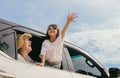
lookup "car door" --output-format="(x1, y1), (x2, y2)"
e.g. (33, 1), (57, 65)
(63, 45), (105, 78)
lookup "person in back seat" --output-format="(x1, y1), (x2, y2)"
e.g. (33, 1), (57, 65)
(37, 12), (77, 69)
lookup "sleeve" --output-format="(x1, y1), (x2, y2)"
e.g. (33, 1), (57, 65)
(40, 40), (47, 56)
(59, 32), (64, 43)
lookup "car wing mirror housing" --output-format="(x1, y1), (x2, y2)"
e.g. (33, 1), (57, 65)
(109, 68), (120, 78)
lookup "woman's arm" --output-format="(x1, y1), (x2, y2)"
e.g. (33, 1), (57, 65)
(61, 12), (77, 39)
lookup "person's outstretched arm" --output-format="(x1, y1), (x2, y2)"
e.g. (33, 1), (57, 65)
(61, 12), (77, 39)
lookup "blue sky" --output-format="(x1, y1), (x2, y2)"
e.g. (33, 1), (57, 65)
(0, 0), (120, 69)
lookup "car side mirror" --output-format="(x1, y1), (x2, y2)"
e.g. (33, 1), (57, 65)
(109, 68), (120, 78)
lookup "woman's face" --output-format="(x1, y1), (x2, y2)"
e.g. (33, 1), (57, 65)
(47, 26), (58, 37)
(22, 36), (32, 52)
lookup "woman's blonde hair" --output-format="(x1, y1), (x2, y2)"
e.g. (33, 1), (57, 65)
(17, 33), (32, 50)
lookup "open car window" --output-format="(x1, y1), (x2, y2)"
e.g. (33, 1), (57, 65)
(15, 30), (45, 62)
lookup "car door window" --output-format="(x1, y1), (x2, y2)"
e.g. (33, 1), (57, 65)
(66, 46), (101, 77)
(0, 31), (17, 59)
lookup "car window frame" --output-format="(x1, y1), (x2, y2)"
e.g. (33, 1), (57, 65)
(0, 29), (17, 59)
(64, 45), (102, 77)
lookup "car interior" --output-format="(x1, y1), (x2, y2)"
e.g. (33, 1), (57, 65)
(15, 30), (44, 62)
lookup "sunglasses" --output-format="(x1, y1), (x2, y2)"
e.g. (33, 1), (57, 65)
(48, 27), (57, 30)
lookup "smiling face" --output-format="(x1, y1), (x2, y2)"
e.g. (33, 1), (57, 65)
(46, 24), (60, 40)
(22, 36), (32, 52)
(48, 26), (58, 37)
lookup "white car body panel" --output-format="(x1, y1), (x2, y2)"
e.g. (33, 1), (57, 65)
(0, 50), (96, 78)
(71, 72), (97, 78)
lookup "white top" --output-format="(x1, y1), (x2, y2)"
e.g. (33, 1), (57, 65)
(40, 34), (64, 62)
(18, 53), (34, 63)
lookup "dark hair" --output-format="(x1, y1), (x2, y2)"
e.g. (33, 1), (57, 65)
(46, 24), (60, 40)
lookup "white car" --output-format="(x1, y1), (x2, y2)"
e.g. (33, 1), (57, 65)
(0, 18), (119, 78)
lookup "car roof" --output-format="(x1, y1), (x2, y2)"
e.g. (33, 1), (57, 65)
(0, 18), (19, 31)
